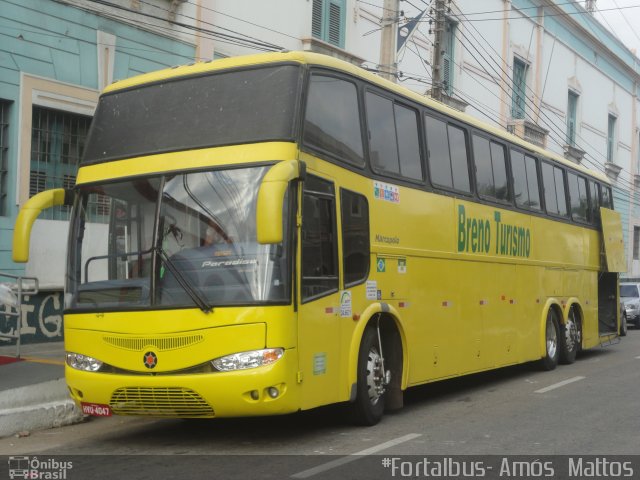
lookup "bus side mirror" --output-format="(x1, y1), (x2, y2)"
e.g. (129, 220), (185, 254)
(256, 160), (303, 244)
(12, 188), (74, 262)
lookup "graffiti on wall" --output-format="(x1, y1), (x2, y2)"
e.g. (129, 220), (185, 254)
(0, 291), (64, 344)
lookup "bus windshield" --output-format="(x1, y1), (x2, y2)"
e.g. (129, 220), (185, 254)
(66, 165), (292, 311)
(82, 64), (301, 164)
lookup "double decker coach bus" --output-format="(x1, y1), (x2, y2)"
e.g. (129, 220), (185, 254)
(13, 51), (625, 425)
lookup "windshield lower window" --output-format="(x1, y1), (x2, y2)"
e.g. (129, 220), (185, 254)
(66, 166), (291, 311)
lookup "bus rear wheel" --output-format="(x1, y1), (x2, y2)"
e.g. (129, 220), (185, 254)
(559, 307), (580, 364)
(539, 309), (560, 371)
(351, 326), (386, 426)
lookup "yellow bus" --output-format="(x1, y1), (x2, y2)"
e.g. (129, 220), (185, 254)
(13, 51), (625, 425)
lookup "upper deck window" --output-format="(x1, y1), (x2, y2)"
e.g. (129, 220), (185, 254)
(83, 65), (301, 164)
(425, 115), (471, 193)
(511, 150), (541, 211)
(567, 172), (590, 223)
(303, 74), (364, 166)
(541, 162), (568, 217)
(589, 180), (600, 224)
(601, 185), (613, 208)
(472, 135), (509, 202)
(365, 92), (422, 180)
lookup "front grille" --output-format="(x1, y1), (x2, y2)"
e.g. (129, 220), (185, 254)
(103, 335), (204, 352)
(110, 387), (214, 417)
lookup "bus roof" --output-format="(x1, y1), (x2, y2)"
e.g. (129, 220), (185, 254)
(103, 50), (610, 184)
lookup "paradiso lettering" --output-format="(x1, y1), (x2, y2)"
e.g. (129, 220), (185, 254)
(457, 205), (531, 258)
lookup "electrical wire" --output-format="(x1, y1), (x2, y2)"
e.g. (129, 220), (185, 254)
(441, 2), (640, 205)
(83, 0), (284, 52)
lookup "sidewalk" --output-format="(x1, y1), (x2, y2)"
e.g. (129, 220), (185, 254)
(0, 341), (84, 438)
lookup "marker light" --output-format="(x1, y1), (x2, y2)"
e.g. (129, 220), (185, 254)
(66, 352), (103, 372)
(212, 348), (284, 372)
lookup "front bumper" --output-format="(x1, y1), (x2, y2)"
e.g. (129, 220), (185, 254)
(66, 349), (299, 418)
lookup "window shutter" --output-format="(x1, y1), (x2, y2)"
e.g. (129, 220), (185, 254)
(312, 0), (345, 48)
(312, 0), (323, 39)
(512, 59), (527, 119)
(442, 56), (451, 94)
(442, 20), (455, 95)
(328, 1), (343, 47)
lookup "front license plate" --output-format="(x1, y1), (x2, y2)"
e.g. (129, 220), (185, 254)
(81, 402), (112, 416)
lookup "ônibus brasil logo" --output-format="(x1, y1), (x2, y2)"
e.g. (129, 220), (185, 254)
(7, 456), (73, 479)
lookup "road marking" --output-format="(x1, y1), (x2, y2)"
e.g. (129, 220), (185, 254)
(21, 356), (65, 366)
(636, 356), (640, 359)
(534, 376), (585, 394)
(290, 433), (422, 478)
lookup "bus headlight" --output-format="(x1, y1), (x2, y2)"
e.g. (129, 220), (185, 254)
(212, 348), (283, 372)
(66, 352), (103, 372)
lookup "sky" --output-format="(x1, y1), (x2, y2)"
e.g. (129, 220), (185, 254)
(593, 0), (640, 56)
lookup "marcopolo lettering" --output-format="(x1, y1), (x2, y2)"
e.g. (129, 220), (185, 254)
(457, 205), (531, 258)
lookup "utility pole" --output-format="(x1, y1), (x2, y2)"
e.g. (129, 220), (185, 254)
(431, 0), (446, 101)
(379, 0), (399, 82)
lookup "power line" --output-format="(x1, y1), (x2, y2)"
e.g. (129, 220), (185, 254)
(445, 1), (640, 197)
(402, 26), (640, 209)
(83, 0), (284, 52)
(181, 0), (302, 43)
(609, 0), (640, 46)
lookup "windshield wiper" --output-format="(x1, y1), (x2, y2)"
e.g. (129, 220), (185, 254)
(156, 247), (212, 314)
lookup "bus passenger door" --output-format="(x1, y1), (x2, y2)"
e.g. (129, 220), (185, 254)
(297, 174), (343, 409)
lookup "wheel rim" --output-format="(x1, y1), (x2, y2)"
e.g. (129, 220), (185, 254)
(546, 315), (557, 359)
(565, 313), (578, 352)
(365, 347), (384, 405)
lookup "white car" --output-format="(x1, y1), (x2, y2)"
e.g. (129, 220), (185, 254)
(620, 282), (640, 331)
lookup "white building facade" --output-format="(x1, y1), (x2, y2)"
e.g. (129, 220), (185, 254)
(4, 0), (640, 287)
(201, 0), (640, 275)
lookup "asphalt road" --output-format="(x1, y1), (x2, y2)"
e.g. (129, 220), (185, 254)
(1, 329), (639, 479)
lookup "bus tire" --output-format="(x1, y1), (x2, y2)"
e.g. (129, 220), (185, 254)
(539, 309), (560, 371)
(351, 326), (385, 426)
(559, 307), (580, 364)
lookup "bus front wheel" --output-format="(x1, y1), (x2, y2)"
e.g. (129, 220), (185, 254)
(540, 309), (560, 371)
(351, 326), (386, 426)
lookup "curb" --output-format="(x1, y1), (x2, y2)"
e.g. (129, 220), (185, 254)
(0, 379), (85, 438)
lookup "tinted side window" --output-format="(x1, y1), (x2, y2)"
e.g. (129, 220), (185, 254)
(473, 136), (493, 197)
(541, 162), (568, 217)
(366, 92), (399, 174)
(554, 167), (568, 216)
(541, 162), (558, 214)
(601, 185), (613, 208)
(473, 135), (508, 201)
(341, 190), (370, 287)
(448, 125), (471, 192)
(394, 104), (423, 180)
(425, 115), (452, 188)
(302, 175), (338, 301)
(366, 94), (423, 181)
(567, 172), (589, 222)
(425, 116), (470, 193)
(511, 150), (541, 210)
(589, 180), (600, 223)
(490, 142), (509, 201)
(304, 74), (364, 166)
